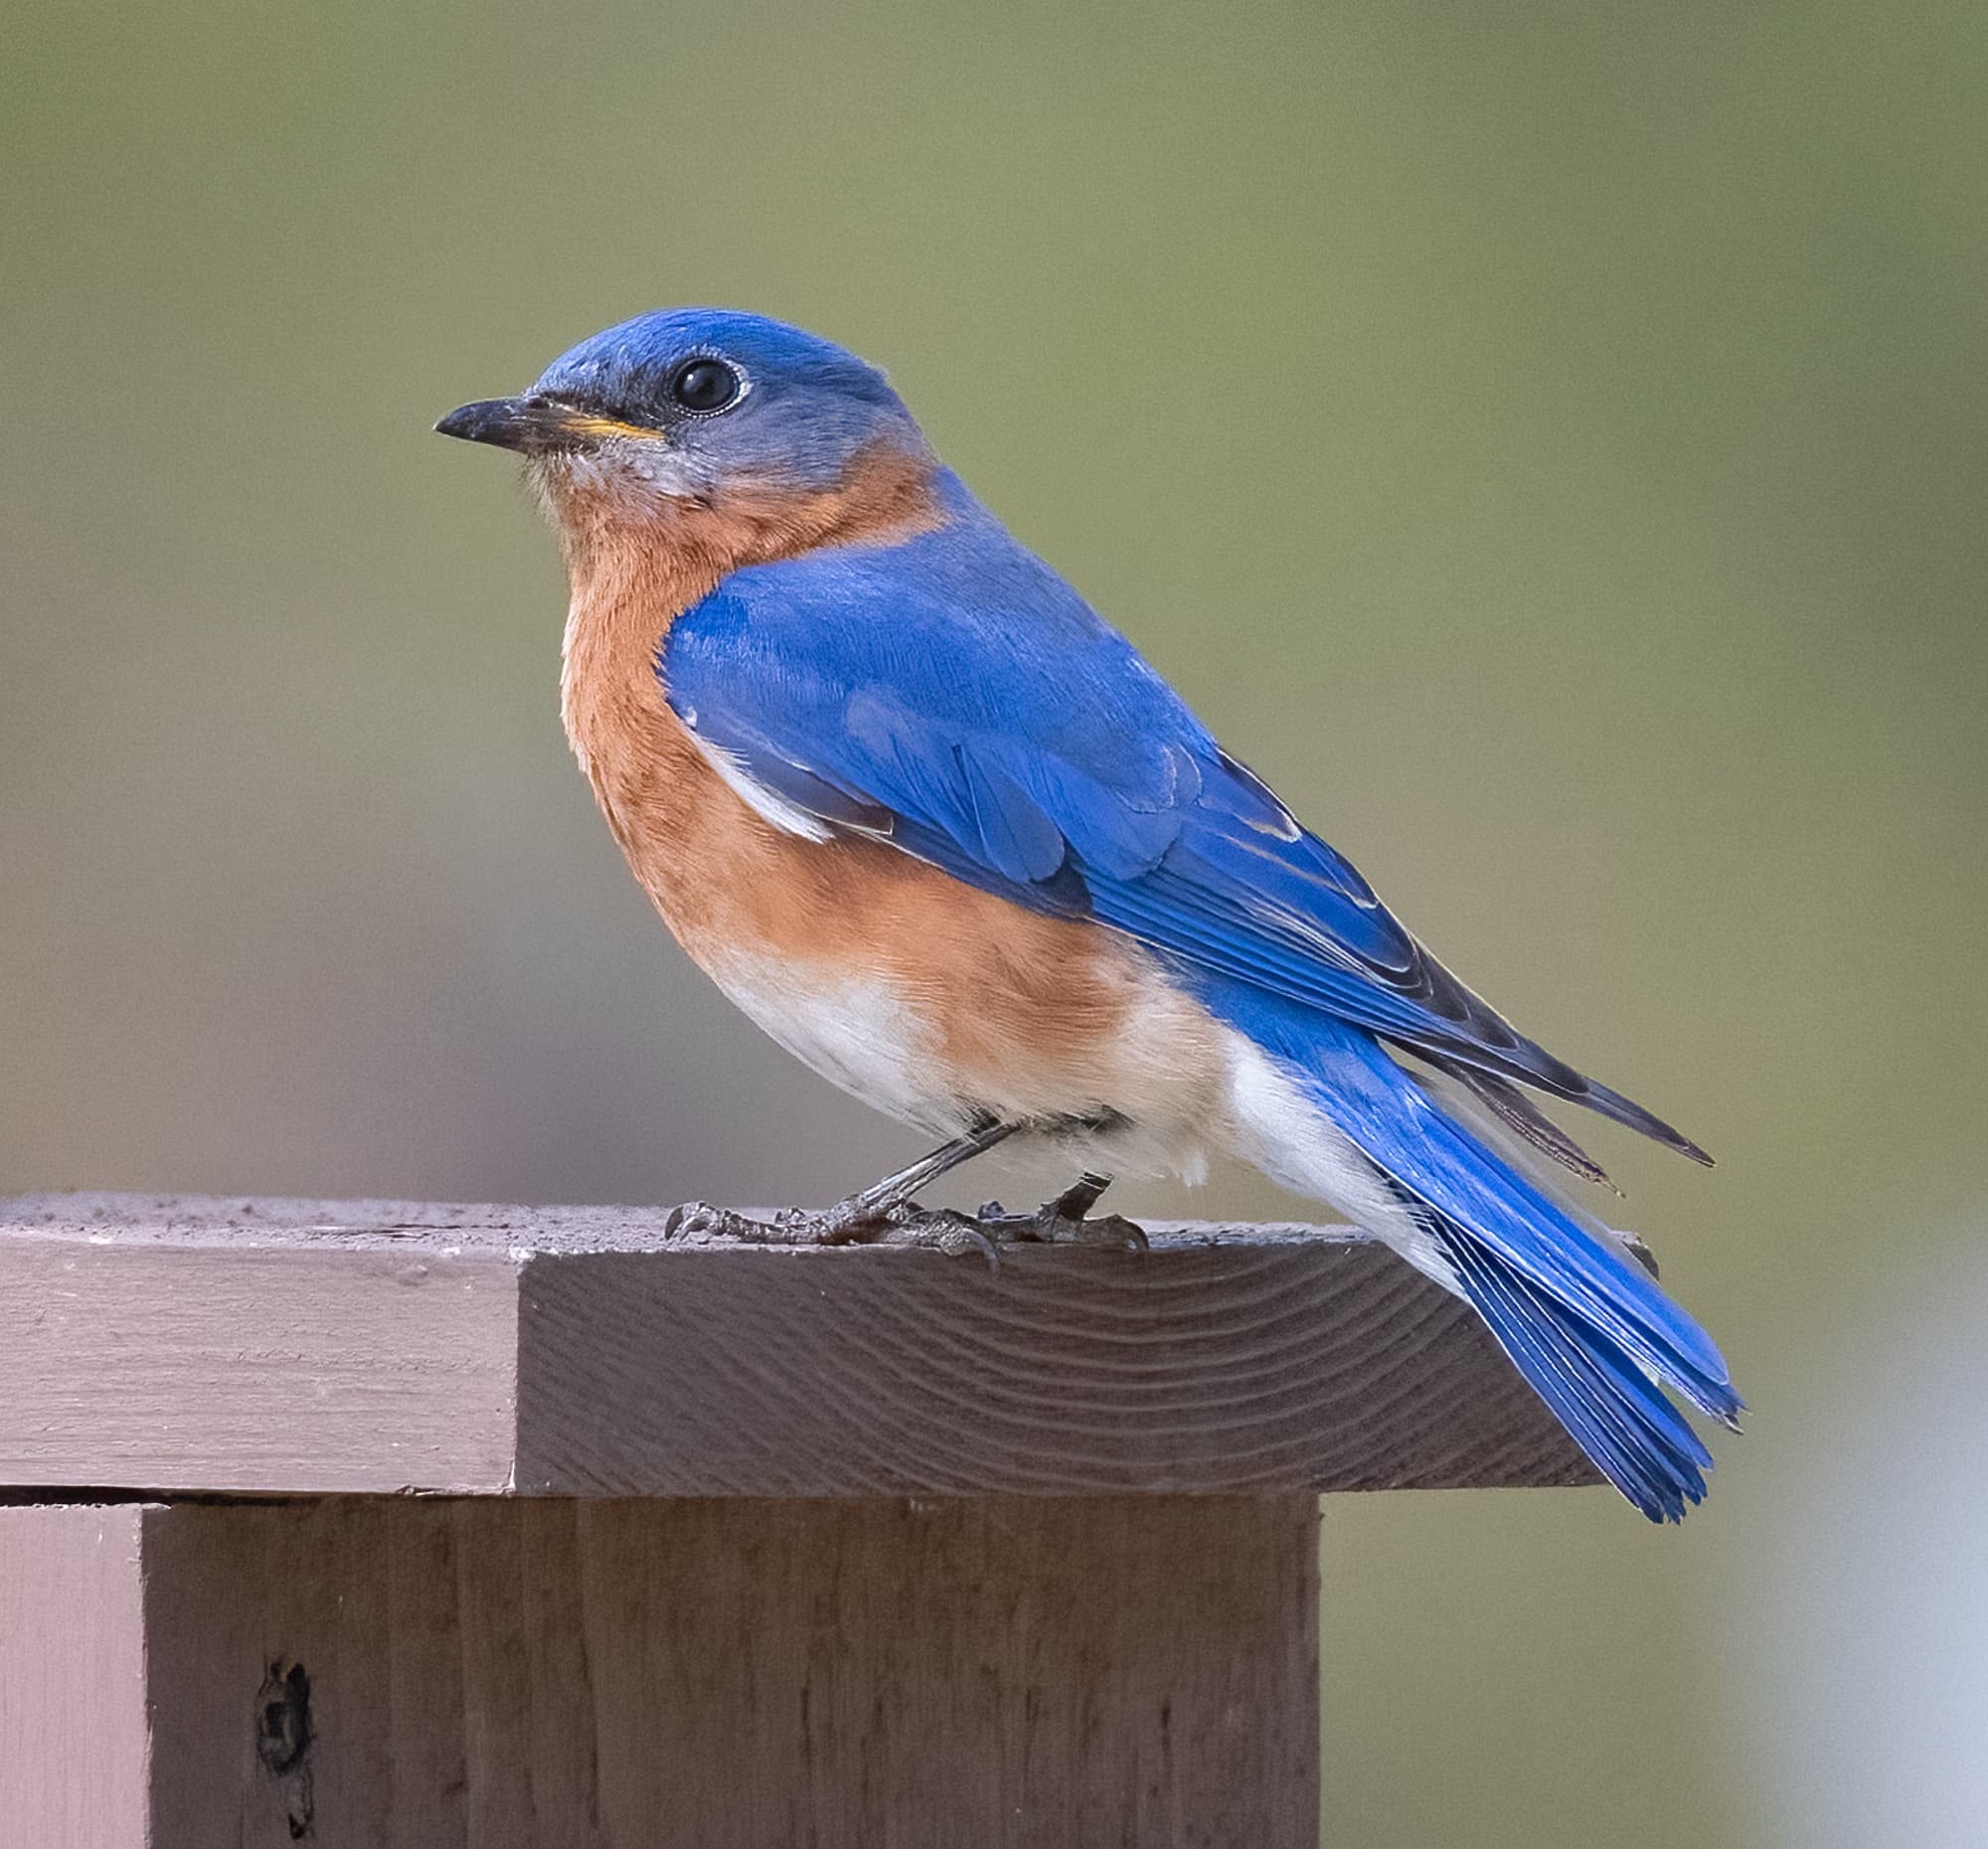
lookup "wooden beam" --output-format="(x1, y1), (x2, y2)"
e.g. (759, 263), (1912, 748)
(0, 1192), (1595, 1498)
(131, 1495), (1320, 1849)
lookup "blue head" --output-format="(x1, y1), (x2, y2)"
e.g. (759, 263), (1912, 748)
(435, 308), (929, 507)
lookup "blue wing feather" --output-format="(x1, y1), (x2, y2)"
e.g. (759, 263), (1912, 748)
(663, 473), (1703, 1157)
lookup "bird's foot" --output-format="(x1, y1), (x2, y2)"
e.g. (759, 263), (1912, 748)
(973, 1172), (1150, 1253)
(662, 1172), (1146, 1268)
(662, 1197), (1001, 1262)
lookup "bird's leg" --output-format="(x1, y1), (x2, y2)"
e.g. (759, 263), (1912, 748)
(824, 1113), (1021, 1231)
(663, 1115), (1019, 1257)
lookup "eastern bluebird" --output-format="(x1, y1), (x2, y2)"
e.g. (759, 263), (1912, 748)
(437, 308), (1739, 1521)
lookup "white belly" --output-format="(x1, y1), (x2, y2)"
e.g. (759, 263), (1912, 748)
(696, 943), (1231, 1179)
(701, 949), (962, 1134)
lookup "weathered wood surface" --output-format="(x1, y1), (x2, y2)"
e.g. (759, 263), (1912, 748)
(126, 1494), (1318, 1849)
(0, 1191), (1595, 1498)
(0, 1506), (151, 1849)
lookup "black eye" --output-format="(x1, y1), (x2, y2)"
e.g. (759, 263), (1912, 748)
(667, 357), (742, 415)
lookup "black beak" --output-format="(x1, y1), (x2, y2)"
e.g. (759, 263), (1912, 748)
(435, 396), (559, 452)
(434, 395), (653, 454)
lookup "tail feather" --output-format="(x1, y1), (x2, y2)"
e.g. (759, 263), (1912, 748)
(1198, 979), (1740, 1521)
(1401, 1105), (1740, 1429)
(1437, 1212), (1716, 1521)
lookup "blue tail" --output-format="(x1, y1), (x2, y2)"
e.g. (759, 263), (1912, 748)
(1198, 979), (1741, 1522)
(1413, 1199), (1724, 1520)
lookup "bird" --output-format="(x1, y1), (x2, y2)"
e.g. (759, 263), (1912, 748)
(436, 306), (1740, 1521)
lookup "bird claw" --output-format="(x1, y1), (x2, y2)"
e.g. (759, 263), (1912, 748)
(866, 1210), (1005, 1268)
(663, 1201), (789, 1242)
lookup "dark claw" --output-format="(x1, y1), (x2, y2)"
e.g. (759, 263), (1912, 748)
(1074, 1212), (1149, 1253)
(871, 1210), (1003, 1270)
(665, 1202), (811, 1243)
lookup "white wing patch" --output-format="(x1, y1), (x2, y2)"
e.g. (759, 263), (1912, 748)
(684, 726), (836, 843)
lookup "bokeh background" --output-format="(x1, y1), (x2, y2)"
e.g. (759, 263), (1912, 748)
(6, 2), (1985, 1841)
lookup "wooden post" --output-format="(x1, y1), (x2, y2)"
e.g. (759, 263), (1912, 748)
(0, 1192), (1595, 1847)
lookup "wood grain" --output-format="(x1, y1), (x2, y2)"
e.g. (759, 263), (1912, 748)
(0, 1506), (151, 1849)
(0, 1221), (519, 1492)
(0, 1192), (1596, 1498)
(515, 1240), (1592, 1496)
(139, 1494), (1320, 1849)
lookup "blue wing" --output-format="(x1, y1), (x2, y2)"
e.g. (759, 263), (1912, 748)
(663, 478), (1705, 1163)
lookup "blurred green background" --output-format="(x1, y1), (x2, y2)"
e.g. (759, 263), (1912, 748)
(5, 1), (1985, 1841)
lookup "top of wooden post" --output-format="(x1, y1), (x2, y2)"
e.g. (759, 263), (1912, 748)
(0, 1192), (1594, 1500)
